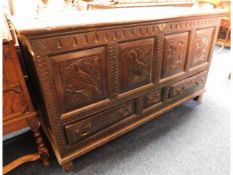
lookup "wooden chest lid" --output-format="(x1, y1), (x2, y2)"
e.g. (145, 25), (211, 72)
(9, 7), (227, 35)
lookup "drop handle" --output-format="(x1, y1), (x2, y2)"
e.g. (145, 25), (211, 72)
(75, 123), (91, 137)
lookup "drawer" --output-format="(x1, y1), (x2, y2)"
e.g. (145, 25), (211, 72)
(65, 100), (135, 144)
(165, 71), (208, 101)
(143, 88), (163, 114)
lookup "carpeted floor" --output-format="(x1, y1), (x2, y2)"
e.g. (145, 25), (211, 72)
(3, 46), (231, 175)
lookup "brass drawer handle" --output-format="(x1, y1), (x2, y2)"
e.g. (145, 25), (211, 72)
(75, 123), (91, 137)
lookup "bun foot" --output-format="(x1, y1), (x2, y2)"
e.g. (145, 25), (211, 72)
(62, 161), (74, 173)
(193, 94), (203, 103)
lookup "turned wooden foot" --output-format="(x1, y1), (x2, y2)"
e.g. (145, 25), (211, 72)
(33, 130), (49, 166)
(193, 94), (203, 103)
(27, 116), (49, 166)
(62, 161), (74, 173)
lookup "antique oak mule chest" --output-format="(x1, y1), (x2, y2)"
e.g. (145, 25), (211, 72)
(10, 7), (225, 172)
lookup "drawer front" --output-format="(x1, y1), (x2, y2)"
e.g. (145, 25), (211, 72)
(166, 71), (208, 101)
(65, 100), (135, 144)
(143, 88), (163, 114)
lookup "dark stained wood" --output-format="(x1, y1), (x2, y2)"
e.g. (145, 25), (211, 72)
(65, 100), (135, 144)
(189, 28), (215, 69)
(119, 39), (153, 92)
(11, 7), (225, 172)
(62, 161), (74, 172)
(162, 32), (188, 78)
(50, 47), (108, 112)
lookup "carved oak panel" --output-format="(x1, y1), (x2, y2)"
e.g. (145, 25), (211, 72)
(50, 47), (108, 113)
(65, 100), (135, 144)
(189, 28), (214, 69)
(161, 32), (189, 78)
(119, 39), (154, 93)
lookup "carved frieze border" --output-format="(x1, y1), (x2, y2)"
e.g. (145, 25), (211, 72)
(31, 17), (219, 55)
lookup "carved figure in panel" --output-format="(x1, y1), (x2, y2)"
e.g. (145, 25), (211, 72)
(191, 28), (214, 68)
(119, 39), (154, 92)
(162, 32), (188, 78)
(51, 47), (107, 112)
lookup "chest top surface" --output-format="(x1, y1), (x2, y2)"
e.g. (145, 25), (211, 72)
(10, 7), (226, 35)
